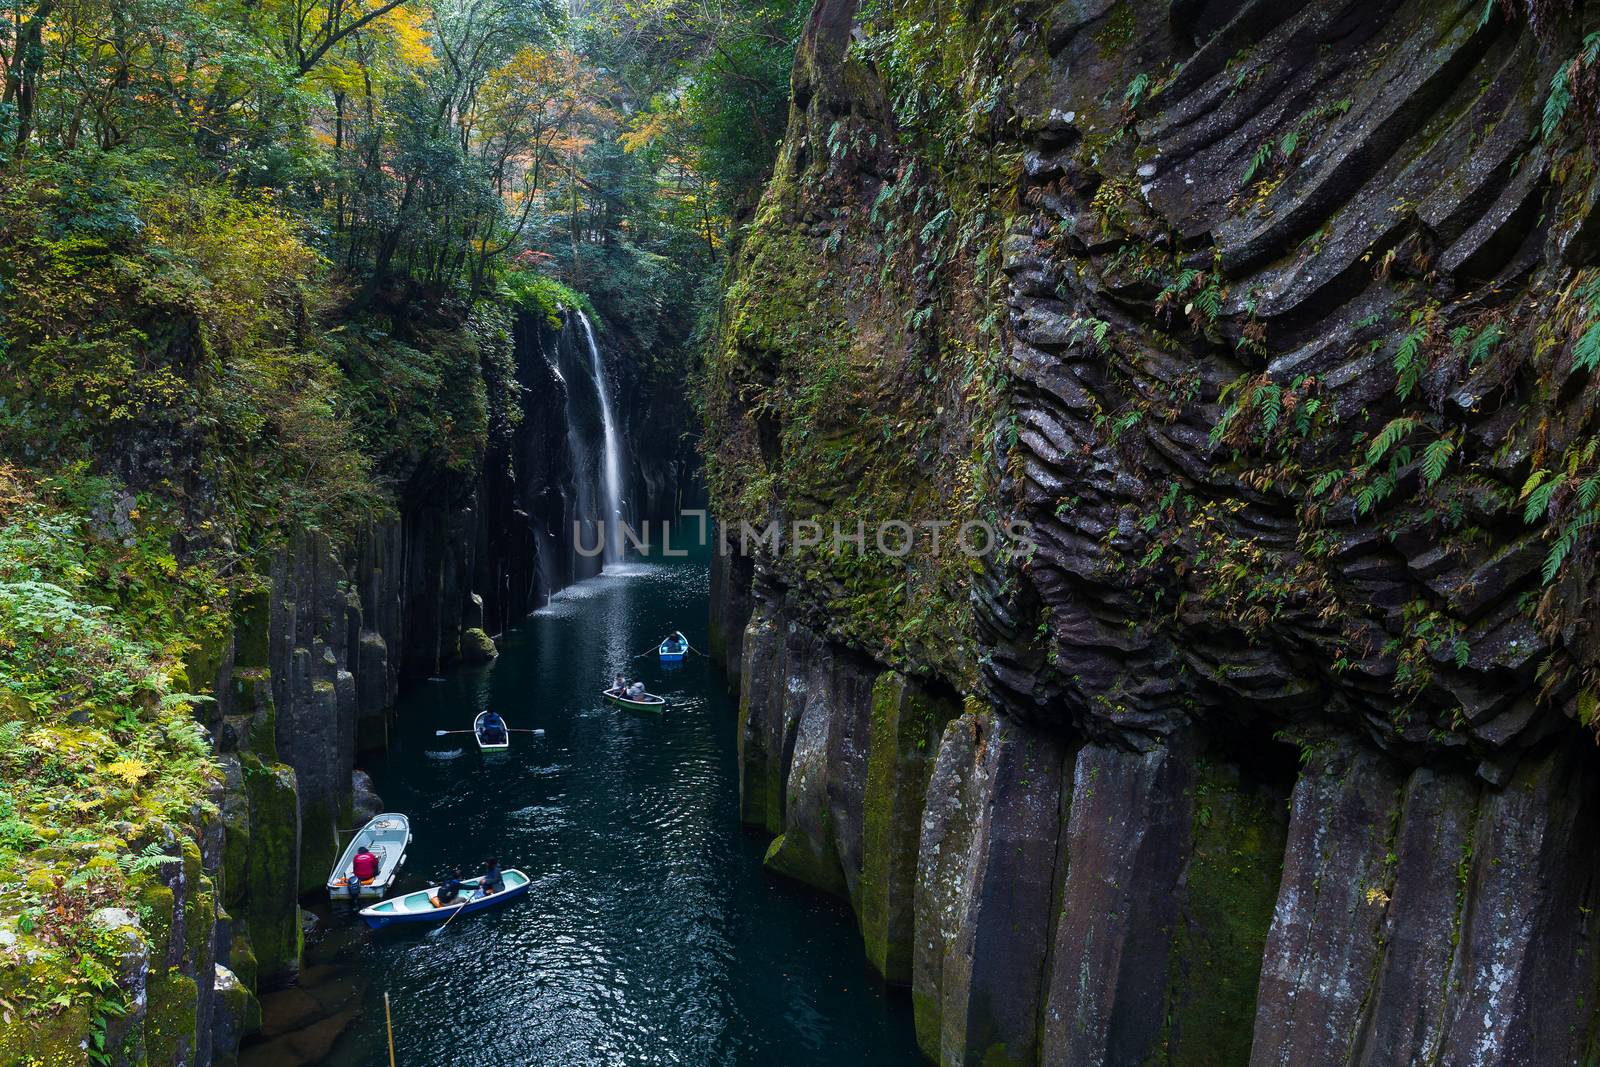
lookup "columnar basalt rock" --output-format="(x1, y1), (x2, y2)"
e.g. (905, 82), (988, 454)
(708, 1), (1600, 1059)
(1040, 737), (1195, 1065)
(859, 673), (960, 983)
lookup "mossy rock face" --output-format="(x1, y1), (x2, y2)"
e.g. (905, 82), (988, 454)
(460, 627), (498, 664)
(241, 755), (301, 986)
(182, 623), (232, 704)
(0, 999), (93, 1066)
(859, 672), (958, 983)
(144, 971), (199, 1065)
(229, 932), (259, 992)
(230, 669), (278, 760)
(232, 587), (272, 670)
(138, 881), (177, 966)
(1162, 758), (1288, 1066)
(211, 963), (260, 1062)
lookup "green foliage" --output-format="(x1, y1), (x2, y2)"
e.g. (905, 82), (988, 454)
(498, 270), (593, 326)
(0, 469), (220, 1030)
(1541, 32), (1600, 141)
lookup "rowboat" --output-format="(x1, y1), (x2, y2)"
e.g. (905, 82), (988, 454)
(658, 631), (688, 662)
(602, 688), (667, 713)
(358, 869), (531, 929)
(326, 813), (411, 901)
(474, 710), (510, 752)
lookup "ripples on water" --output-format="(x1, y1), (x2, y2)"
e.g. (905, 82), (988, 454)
(299, 547), (921, 1067)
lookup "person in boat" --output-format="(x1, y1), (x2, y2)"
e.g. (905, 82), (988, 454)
(479, 710), (508, 745)
(610, 673), (626, 695)
(434, 871), (466, 908)
(350, 845), (380, 885)
(664, 631), (686, 653)
(479, 858), (506, 895)
(626, 680), (647, 700)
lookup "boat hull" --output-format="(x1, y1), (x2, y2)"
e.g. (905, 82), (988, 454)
(474, 710), (510, 752)
(602, 690), (667, 713)
(359, 869), (531, 928)
(327, 813), (411, 900)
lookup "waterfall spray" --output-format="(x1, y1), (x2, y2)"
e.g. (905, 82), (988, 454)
(577, 311), (625, 565)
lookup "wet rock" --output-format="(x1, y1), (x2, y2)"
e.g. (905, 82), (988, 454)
(911, 712), (993, 1061)
(351, 770), (384, 823)
(923, 712), (1067, 1066)
(1349, 768), (1478, 1065)
(764, 638), (848, 896)
(736, 597), (788, 828)
(460, 626), (498, 664)
(1251, 740), (1407, 1067)
(1433, 745), (1600, 1065)
(859, 673), (960, 983)
(1040, 736), (1195, 1065)
(210, 965), (259, 1067)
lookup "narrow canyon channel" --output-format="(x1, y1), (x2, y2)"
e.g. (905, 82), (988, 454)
(240, 539), (922, 1066)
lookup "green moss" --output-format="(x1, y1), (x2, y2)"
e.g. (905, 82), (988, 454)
(231, 589), (272, 670)
(230, 669), (277, 758)
(0, 996), (92, 1066)
(181, 622), (231, 701)
(1091, 1), (1137, 56)
(980, 1043), (1027, 1067)
(763, 830), (848, 896)
(461, 627), (498, 663)
(139, 882), (176, 965)
(1162, 758), (1287, 1066)
(913, 986), (942, 1061)
(144, 970), (198, 1065)
(241, 755), (300, 983)
(229, 931), (259, 992)
(859, 672), (957, 982)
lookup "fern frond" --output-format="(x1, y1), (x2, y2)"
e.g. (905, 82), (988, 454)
(1365, 416), (1419, 466)
(1422, 436), (1455, 486)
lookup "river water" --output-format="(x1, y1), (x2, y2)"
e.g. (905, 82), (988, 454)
(253, 543), (922, 1067)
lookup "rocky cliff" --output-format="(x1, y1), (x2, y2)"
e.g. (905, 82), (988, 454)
(0, 303), (686, 1066)
(707, 0), (1600, 1063)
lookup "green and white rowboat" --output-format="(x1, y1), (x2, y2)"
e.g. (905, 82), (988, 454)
(602, 689), (667, 713)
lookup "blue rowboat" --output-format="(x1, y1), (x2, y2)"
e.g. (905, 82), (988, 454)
(658, 631), (688, 662)
(358, 869), (530, 929)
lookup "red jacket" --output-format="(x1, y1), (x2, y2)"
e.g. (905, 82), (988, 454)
(353, 851), (379, 880)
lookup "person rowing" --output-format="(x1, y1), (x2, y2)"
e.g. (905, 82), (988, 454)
(434, 870), (466, 908)
(478, 709), (508, 745)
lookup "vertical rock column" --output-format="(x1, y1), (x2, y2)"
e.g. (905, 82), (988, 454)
(913, 711), (1069, 1067)
(858, 673), (959, 983)
(1039, 737), (1196, 1065)
(736, 597), (789, 828)
(1250, 740), (1409, 1067)
(217, 587), (301, 999)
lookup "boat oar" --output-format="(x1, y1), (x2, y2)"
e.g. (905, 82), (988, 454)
(427, 899), (469, 939)
(435, 728), (544, 737)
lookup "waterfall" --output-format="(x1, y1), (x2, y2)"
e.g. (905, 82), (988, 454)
(577, 310), (625, 566)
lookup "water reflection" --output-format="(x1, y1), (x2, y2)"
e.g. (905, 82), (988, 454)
(246, 546), (920, 1067)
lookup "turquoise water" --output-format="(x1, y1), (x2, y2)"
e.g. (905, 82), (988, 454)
(307, 544), (922, 1066)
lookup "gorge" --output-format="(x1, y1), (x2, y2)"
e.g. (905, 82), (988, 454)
(6, 0), (1600, 1064)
